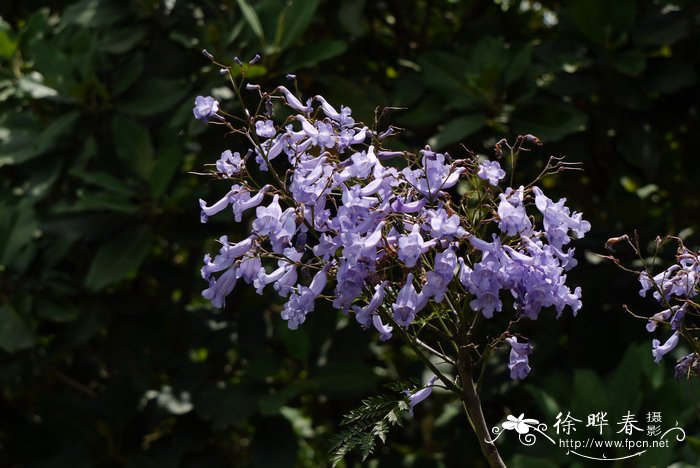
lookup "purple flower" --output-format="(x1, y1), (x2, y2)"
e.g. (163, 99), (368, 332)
(201, 235), (256, 281)
(392, 273), (428, 326)
(670, 304), (686, 331)
(353, 282), (389, 327)
(405, 376), (438, 416)
(398, 224), (435, 267)
(496, 186), (531, 236)
(477, 160), (505, 186)
(646, 307), (674, 332)
(652, 331), (680, 363)
(372, 314), (393, 342)
(216, 150), (244, 176)
(275, 86), (311, 113)
(255, 119), (276, 138)
(424, 248), (457, 302)
(281, 264), (331, 329)
(532, 186), (591, 249)
(202, 267), (238, 308)
(252, 195), (284, 236)
(675, 353), (699, 380)
(506, 337), (532, 380)
(423, 208), (467, 239)
(193, 96), (220, 122)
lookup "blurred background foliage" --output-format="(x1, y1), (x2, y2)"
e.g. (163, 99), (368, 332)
(1, 0), (700, 466)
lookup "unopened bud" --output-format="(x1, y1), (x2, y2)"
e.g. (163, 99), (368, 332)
(201, 49), (214, 60)
(249, 54), (261, 65)
(524, 134), (541, 145)
(605, 235), (629, 251)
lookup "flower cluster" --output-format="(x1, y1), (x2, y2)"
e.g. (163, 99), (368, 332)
(194, 60), (589, 385)
(637, 241), (700, 378)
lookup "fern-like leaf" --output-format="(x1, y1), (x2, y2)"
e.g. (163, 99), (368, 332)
(329, 394), (409, 466)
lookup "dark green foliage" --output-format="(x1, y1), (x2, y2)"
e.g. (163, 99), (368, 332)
(329, 393), (409, 466)
(1, 0), (700, 466)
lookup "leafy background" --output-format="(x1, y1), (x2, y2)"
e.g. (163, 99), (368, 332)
(1, 0), (700, 466)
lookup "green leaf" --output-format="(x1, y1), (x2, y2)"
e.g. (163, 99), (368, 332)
(428, 114), (486, 150)
(633, 15), (691, 47)
(0, 199), (38, 267)
(62, 0), (128, 27)
(276, 318), (310, 361)
(647, 60), (698, 94)
(283, 40), (347, 70)
(566, 0), (608, 44)
(505, 43), (532, 85)
(53, 191), (138, 215)
(329, 394), (408, 466)
(0, 303), (37, 353)
(0, 24), (17, 58)
(149, 140), (183, 197)
(338, 0), (368, 36)
(196, 384), (259, 429)
(609, 343), (643, 412)
(85, 225), (153, 291)
(111, 52), (144, 96)
(571, 369), (608, 417)
(112, 115), (155, 179)
(512, 100), (587, 142)
(312, 362), (378, 397)
(35, 297), (80, 323)
(613, 50), (646, 76)
(0, 112), (79, 167)
(278, 0), (320, 50)
(71, 169), (135, 197)
(99, 27), (146, 54)
(252, 416), (299, 468)
(235, 0), (265, 41)
(117, 78), (190, 117)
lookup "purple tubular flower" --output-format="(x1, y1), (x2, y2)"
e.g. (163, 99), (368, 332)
(506, 337), (532, 380)
(497, 189), (531, 236)
(477, 160), (506, 186)
(252, 195), (283, 236)
(202, 267), (238, 308)
(652, 331), (680, 363)
(532, 186), (591, 248)
(193, 96), (220, 122)
(275, 86), (311, 112)
(372, 314), (393, 341)
(281, 263), (332, 329)
(392, 273), (429, 326)
(675, 353), (699, 380)
(255, 119), (276, 138)
(254, 264), (287, 294)
(391, 197), (427, 214)
(406, 376), (438, 416)
(423, 207), (467, 239)
(199, 189), (235, 223)
(201, 235), (256, 281)
(424, 248), (457, 302)
(398, 224), (436, 267)
(232, 185), (271, 222)
(671, 305), (686, 331)
(216, 150), (244, 177)
(646, 307), (674, 332)
(354, 282), (389, 327)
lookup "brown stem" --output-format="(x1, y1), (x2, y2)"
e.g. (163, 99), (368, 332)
(456, 342), (505, 467)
